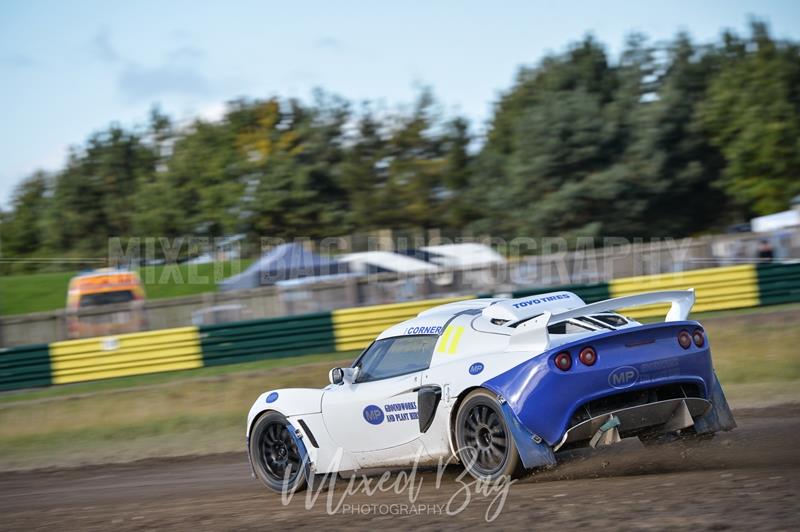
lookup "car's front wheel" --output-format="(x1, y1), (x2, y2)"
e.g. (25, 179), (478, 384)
(249, 411), (308, 493)
(455, 389), (526, 481)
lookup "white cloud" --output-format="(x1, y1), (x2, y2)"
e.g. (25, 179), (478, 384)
(196, 101), (226, 123)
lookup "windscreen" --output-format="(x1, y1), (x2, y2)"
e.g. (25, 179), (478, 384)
(79, 290), (135, 308)
(356, 335), (438, 382)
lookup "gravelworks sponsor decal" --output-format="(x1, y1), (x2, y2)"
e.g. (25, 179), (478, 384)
(384, 401), (419, 423)
(363, 402), (418, 424)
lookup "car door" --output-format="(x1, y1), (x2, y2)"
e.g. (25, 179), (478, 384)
(320, 335), (437, 454)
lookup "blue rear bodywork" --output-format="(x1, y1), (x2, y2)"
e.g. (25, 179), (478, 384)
(483, 321), (719, 447)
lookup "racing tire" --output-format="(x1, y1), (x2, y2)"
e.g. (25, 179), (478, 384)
(455, 389), (526, 481)
(249, 411), (308, 494)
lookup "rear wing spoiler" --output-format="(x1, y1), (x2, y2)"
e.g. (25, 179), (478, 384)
(550, 288), (695, 324)
(508, 289), (696, 351)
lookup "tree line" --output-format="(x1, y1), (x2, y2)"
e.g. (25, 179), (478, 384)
(2, 22), (799, 272)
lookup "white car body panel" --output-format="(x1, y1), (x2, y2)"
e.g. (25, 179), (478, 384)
(321, 373), (422, 453)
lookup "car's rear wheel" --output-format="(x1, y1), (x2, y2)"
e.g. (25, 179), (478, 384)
(455, 389), (525, 481)
(249, 411), (307, 493)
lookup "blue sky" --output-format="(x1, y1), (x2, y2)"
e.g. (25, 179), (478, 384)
(1, 0), (799, 207)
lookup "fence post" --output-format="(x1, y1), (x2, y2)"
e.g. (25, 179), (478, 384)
(345, 275), (359, 307)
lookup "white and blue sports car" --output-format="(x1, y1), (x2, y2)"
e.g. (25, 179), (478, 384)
(246, 289), (736, 492)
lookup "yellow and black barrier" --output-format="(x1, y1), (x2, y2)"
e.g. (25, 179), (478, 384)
(1, 263), (798, 391)
(49, 327), (203, 384)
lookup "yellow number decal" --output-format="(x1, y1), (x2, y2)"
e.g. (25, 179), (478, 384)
(437, 325), (465, 354)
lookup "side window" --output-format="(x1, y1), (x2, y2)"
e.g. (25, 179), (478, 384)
(356, 335), (438, 383)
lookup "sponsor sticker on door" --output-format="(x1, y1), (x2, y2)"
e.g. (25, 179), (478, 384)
(363, 404), (385, 425)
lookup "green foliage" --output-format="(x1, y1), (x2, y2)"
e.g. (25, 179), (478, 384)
(699, 22), (800, 215)
(1, 22), (798, 272)
(1, 172), (50, 259)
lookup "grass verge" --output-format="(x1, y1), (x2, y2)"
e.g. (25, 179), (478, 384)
(0, 351), (354, 405)
(0, 353), (355, 470)
(0, 306), (798, 471)
(0, 260), (252, 315)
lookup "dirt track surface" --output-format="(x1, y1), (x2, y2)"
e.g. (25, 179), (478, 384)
(1, 406), (799, 531)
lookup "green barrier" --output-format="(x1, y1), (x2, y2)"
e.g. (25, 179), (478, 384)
(757, 263), (800, 306)
(511, 281), (611, 304)
(3, 263), (800, 391)
(0, 343), (52, 391)
(199, 312), (336, 366)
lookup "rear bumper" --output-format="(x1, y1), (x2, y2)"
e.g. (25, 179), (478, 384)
(554, 397), (711, 450)
(483, 321), (716, 445)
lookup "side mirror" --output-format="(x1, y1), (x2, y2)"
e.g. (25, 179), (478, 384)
(343, 366), (360, 384)
(329, 367), (344, 385)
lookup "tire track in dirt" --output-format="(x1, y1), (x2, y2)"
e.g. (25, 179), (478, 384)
(1, 406), (798, 530)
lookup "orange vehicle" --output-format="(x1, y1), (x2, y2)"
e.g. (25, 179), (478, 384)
(66, 269), (147, 339)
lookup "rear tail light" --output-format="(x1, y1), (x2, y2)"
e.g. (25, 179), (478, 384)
(678, 330), (692, 349)
(579, 346), (597, 366)
(554, 352), (572, 371)
(692, 329), (705, 347)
